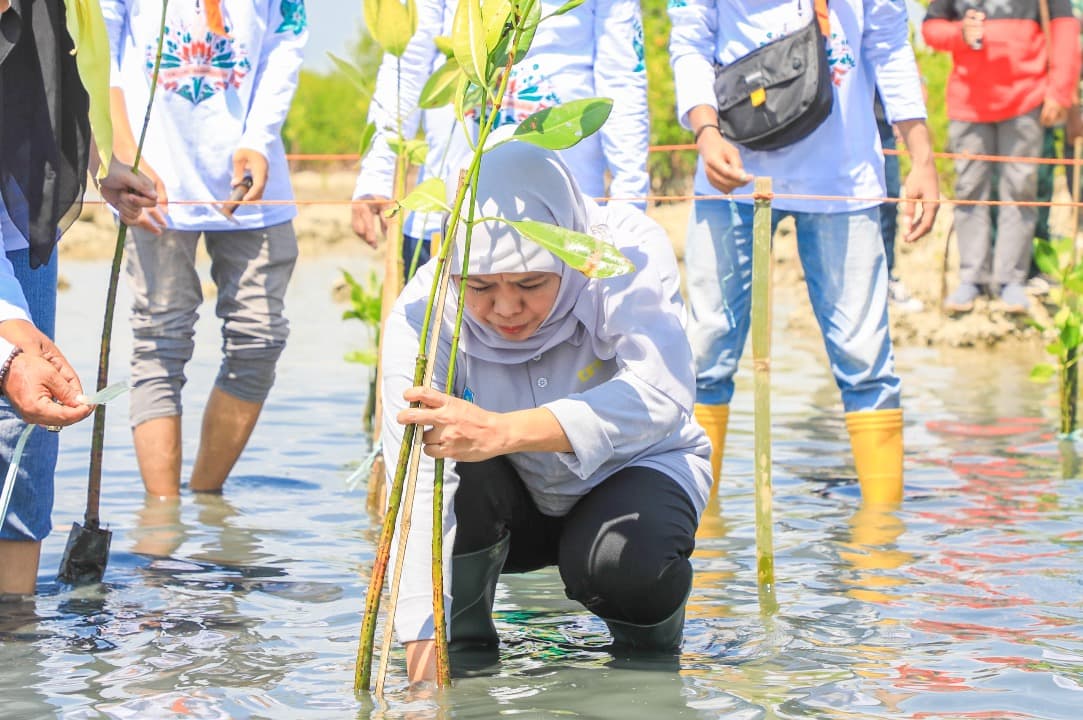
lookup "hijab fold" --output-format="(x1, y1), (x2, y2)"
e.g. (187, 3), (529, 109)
(451, 141), (615, 365)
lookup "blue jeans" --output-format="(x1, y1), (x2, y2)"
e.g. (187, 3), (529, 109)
(685, 199), (900, 413)
(0, 248), (59, 541)
(877, 117), (901, 277)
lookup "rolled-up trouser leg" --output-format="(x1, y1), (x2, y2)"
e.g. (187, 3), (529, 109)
(558, 467), (698, 651)
(204, 222), (298, 403)
(126, 228), (203, 427)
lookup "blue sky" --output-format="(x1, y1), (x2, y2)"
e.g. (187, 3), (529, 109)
(304, 2), (363, 72)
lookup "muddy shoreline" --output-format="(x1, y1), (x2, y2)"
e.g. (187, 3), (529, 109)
(61, 169), (1064, 351)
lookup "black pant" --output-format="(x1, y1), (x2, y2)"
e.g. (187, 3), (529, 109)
(453, 458), (698, 625)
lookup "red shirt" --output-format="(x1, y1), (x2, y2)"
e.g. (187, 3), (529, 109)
(923, 0), (1080, 123)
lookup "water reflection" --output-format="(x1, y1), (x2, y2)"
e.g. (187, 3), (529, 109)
(2, 260), (1083, 717)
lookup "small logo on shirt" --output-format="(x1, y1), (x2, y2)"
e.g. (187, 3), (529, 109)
(462, 387), (476, 404)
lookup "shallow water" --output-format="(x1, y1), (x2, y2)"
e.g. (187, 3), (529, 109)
(1, 255), (1080, 719)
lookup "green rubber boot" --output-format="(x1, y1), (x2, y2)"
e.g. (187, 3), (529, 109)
(603, 598), (687, 653)
(449, 534), (510, 651)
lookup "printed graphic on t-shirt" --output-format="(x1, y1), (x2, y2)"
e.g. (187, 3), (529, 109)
(151, 19), (251, 105)
(276, 0), (307, 35)
(632, 17), (646, 73)
(484, 65), (563, 126)
(825, 30), (855, 86)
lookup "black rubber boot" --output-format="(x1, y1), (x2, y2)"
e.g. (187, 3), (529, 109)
(603, 599), (687, 653)
(449, 533), (510, 651)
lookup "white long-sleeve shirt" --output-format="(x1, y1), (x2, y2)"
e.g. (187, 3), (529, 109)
(380, 203), (711, 644)
(669, 0), (927, 213)
(102, 0), (307, 231)
(354, 0), (651, 238)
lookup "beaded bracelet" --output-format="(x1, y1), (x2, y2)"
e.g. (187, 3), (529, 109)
(0, 347), (23, 397)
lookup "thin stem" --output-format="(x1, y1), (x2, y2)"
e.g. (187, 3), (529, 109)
(85, 0), (169, 529)
(430, 106), (488, 687)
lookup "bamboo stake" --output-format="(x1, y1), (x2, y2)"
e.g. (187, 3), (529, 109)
(367, 58), (410, 517)
(84, 0), (170, 534)
(1061, 137), (1083, 436)
(750, 177), (777, 615)
(373, 242), (458, 697)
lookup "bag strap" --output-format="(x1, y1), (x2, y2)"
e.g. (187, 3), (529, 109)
(815, 0), (830, 36)
(1038, 0), (1052, 72)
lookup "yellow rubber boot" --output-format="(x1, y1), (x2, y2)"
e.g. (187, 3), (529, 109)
(694, 403), (730, 485)
(845, 408), (904, 506)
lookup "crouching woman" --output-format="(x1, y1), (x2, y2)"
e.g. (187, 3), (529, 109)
(380, 142), (712, 684)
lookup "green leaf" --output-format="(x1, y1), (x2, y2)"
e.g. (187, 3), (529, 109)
(1047, 339), (1066, 356)
(358, 121), (377, 158)
(510, 0), (541, 63)
(405, 139), (429, 165)
(452, 0), (488, 85)
(483, 0), (513, 50)
(1034, 239), (1062, 279)
(397, 177), (451, 215)
(1030, 364), (1057, 383)
(505, 219), (635, 278)
(364, 0), (417, 57)
(345, 349), (380, 366)
(434, 35), (454, 57)
(419, 59), (465, 109)
(546, 0), (587, 18)
(511, 98), (614, 150)
(385, 135), (428, 165)
(327, 52), (373, 97)
(1062, 318), (1082, 350)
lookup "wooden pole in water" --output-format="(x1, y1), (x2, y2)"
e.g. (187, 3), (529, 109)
(750, 177), (777, 614)
(1063, 137), (1083, 437)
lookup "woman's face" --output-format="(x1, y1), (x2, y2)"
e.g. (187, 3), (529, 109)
(462, 271), (561, 340)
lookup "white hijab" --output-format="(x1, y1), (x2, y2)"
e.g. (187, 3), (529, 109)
(451, 141), (598, 364)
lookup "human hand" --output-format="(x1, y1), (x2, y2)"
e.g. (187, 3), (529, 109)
(397, 386), (503, 461)
(101, 156), (167, 234)
(962, 8), (985, 50)
(696, 126), (753, 194)
(351, 195), (392, 248)
(1040, 97), (1069, 128)
(901, 160), (940, 242)
(0, 321), (92, 427)
(895, 120), (940, 242)
(232, 148), (269, 202)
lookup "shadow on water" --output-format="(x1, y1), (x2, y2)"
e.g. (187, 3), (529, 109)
(4, 262), (1083, 717)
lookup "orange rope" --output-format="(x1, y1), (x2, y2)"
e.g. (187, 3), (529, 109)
(85, 194), (1083, 209)
(285, 145), (1083, 166)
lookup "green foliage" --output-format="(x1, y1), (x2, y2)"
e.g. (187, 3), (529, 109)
(643, 4), (695, 195)
(512, 98), (614, 150)
(282, 28), (381, 156)
(913, 47), (955, 192)
(396, 177), (451, 215)
(1030, 236), (1082, 434)
(340, 268), (382, 366)
(365, 0), (418, 57)
(506, 219), (636, 277)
